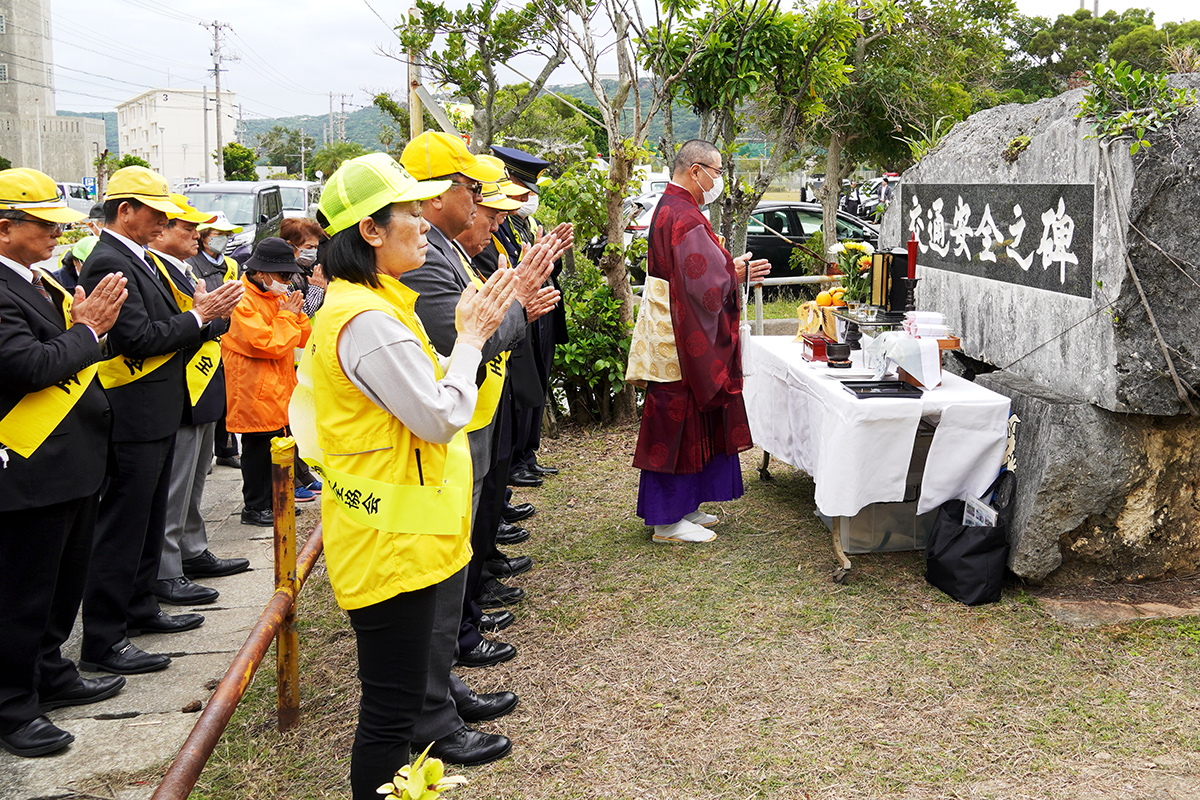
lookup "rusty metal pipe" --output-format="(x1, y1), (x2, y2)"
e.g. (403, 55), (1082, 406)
(150, 527), (324, 800)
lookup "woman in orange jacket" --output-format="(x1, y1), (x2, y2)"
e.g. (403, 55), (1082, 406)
(221, 237), (313, 526)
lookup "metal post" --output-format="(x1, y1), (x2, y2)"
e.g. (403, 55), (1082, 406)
(270, 436), (299, 732)
(203, 86), (211, 183)
(754, 284), (764, 336)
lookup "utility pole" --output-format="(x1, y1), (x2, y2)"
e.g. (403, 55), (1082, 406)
(408, 7), (423, 141)
(204, 20), (235, 180)
(237, 103), (244, 145)
(202, 86), (210, 182)
(328, 93), (334, 146)
(337, 93), (351, 142)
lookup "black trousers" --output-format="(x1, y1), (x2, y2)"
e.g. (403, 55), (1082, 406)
(214, 411), (238, 457)
(82, 437), (173, 660)
(0, 494), (96, 734)
(239, 428), (284, 512)
(346, 583), (439, 800)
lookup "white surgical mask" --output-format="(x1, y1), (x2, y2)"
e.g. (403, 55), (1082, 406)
(296, 248), (318, 267)
(208, 234), (229, 254)
(701, 173), (724, 207)
(516, 194), (539, 218)
(267, 279), (289, 296)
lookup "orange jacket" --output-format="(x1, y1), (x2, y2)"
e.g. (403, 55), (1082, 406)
(222, 275), (312, 433)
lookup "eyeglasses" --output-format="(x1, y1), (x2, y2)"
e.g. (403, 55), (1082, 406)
(11, 216), (67, 236)
(693, 163), (724, 179)
(447, 180), (484, 196)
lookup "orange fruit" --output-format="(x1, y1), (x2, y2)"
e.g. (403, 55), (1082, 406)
(816, 291), (832, 307)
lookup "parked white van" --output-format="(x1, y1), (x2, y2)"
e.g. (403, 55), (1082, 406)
(57, 182), (93, 214)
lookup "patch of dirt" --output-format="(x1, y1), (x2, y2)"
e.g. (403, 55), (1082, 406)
(1027, 571), (1200, 626)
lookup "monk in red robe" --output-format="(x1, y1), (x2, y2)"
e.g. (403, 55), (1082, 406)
(633, 140), (770, 543)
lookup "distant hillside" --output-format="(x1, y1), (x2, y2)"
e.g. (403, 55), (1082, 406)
(59, 111), (118, 155)
(546, 81), (702, 153)
(238, 107), (393, 159)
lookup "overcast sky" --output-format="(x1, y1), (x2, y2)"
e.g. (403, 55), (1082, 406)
(49, 0), (1197, 119)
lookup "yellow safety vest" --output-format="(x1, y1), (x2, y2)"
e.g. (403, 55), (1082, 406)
(453, 244), (508, 433)
(0, 270), (99, 459)
(96, 253), (222, 406)
(290, 276), (473, 611)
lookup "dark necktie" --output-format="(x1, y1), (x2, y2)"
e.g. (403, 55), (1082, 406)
(30, 271), (55, 307)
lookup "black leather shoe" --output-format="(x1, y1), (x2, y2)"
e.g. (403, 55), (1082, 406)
(476, 578), (525, 608)
(215, 455), (242, 469)
(495, 522), (530, 546)
(153, 577), (219, 606)
(127, 611), (205, 636)
(507, 469), (542, 487)
(241, 507), (273, 527)
(529, 463), (559, 476)
(456, 638), (516, 668)
(486, 554), (533, 579)
(501, 502), (535, 524)
(39, 675), (126, 712)
(182, 549), (251, 578)
(412, 726), (511, 767)
(80, 639), (170, 675)
(457, 688), (519, 722)
(0, 716), (74, 757)
(479, 609), (515, 632)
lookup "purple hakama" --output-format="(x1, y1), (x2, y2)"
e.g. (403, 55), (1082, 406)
(636, 453), (744, 525)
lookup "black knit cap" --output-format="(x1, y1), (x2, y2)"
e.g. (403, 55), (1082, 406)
(243, 237), (302, 274)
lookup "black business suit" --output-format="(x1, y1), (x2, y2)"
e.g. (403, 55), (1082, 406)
(78, 232), (206, 661)
(0, 260), (110, 735)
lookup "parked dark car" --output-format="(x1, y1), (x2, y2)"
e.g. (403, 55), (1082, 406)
(185, 181), (285, 255)
(745, 201), (879, 280)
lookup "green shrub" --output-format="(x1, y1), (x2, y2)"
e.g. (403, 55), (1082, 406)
(552, 252), (631, 424)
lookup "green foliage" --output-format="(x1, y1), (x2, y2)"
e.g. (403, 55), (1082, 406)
(552, 253), (632, 424)
(0, 155), (11, 171)
(900, 116), (958, 163)
(788, 228), (827, 284)
(493, 82), (600, 167)
(310, 141), (370, 178)
(255, 125), (317, 176)
(1001, 134), (1031, 164)
(539, 161), (613, 248)
(1077, 59), (1196, 154)
(222, 143), (257, 181)
(117, 154), (150, 169)
(394, 0), (564, 149)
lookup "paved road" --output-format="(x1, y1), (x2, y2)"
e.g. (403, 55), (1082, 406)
(0, 461), (298, 799)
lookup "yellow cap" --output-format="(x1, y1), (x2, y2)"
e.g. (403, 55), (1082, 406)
(473, 154), (508, 185)
(196, 211), (242, 234)
(498, 179), (528, 197)
(319, 153), (452, 236)
(168, 193), (217, 225)
(105, 166), (185, 216)
(478, 183), (523, 210)
(0, 168), (87, 224)
(400, 131), (493, 182)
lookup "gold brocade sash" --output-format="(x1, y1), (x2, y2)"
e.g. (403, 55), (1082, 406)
(625, 275), (681, 388)
(0, 271), (99, 458)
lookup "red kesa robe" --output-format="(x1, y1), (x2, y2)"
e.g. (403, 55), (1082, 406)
(632, 183), (753, 474)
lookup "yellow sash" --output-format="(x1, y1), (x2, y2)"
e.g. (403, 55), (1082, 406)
(455, 246), (509, 432)
(0, 271), (99, 458)
(98, 253), (221, 405)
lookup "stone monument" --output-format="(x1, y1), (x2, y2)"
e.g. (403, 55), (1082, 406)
(879, 75), (1200, 584)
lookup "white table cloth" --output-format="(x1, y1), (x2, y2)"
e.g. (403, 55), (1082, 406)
(743, 336), (1010, 517)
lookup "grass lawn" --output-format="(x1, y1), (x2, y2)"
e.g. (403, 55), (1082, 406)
(174, 423), (1198, 799)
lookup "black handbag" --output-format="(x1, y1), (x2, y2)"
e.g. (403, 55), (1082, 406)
(924, 471), (1016, 606)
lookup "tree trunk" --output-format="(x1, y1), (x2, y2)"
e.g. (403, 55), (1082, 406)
(819, 130), (855, 249)
(601, 146), (638, 423)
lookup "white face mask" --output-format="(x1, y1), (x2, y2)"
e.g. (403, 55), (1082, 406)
(701, 171), (724, 206)
(267, 278), (290, 296)
(516, 194), (539, 218)
(208, 234), (229, 254)
(296, 248), (318, 267)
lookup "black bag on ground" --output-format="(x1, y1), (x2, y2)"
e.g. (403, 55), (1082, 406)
(924, 471), (1015, 606)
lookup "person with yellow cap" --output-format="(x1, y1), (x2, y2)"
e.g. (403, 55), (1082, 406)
(187, 211), (243, 470)
(289, 152), (518, 798)
(148, 195), (251, 607)
(77, 166), (244, 676)
(0, 168), (130, 756)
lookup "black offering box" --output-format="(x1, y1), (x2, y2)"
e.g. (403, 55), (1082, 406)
(841, 380), (924, 399)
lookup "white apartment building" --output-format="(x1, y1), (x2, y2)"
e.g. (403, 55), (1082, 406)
(117, 88), (237, 187)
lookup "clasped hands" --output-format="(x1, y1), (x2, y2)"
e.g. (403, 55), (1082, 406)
(192, 279), (246, 322)
(510, 221), (572, 321)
